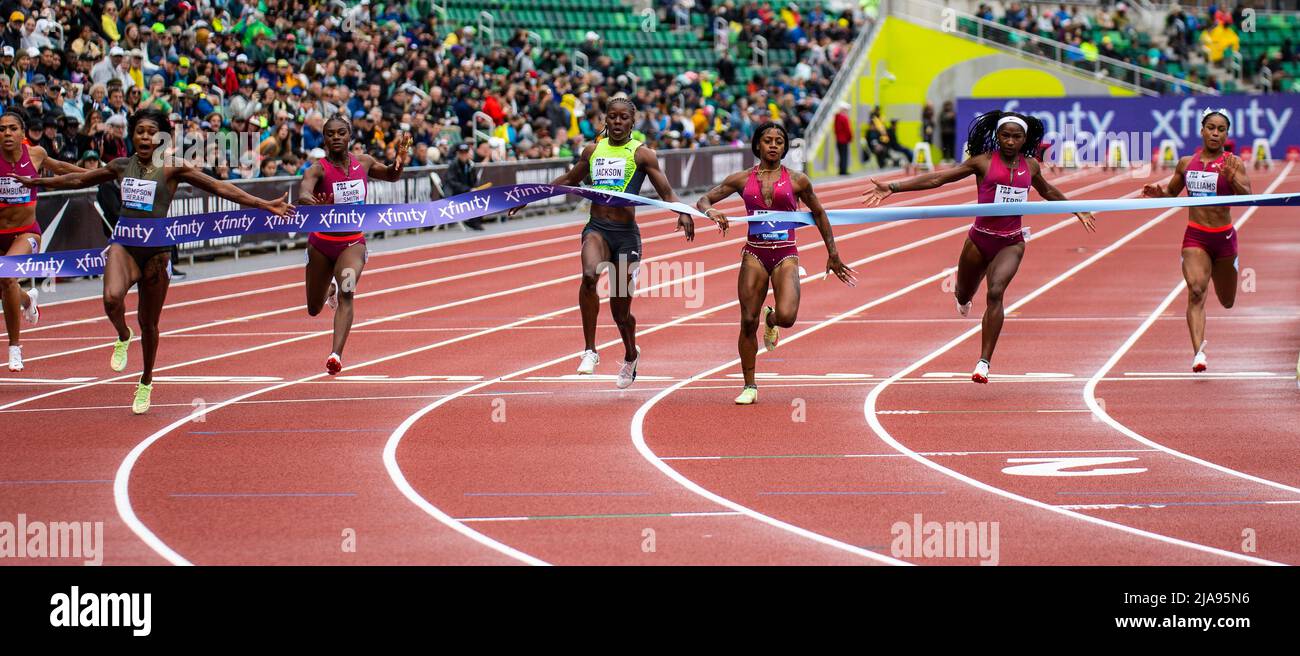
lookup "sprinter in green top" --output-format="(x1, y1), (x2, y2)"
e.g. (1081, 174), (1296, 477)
(508, 96), (710, 388)
(19, 108), (294, 414)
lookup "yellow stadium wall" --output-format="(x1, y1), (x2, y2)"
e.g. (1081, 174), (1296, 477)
(809, 17), (1139, 179)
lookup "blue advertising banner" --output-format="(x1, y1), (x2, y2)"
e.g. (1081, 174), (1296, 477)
(954, 95), (1298, 156)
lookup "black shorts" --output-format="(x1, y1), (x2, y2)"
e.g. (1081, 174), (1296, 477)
(582, 217), (642, 263)
(109, 244), (173, 279)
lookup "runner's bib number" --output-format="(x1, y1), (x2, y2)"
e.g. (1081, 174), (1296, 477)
(0, 176), (30, 204)
(994, 184), (1028, 204)
(122, 177), (158, 212)
(1186, 170), (1219, 197)
(593, 157), (627, 187)
(749, 209), (794, 242)
(332, 179), (366, 205)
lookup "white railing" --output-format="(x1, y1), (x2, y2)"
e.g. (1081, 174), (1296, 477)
(803, 15), (882, 171)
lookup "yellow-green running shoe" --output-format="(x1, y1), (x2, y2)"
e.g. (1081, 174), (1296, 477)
(132, 383), (153, 415)
(111, 328), (133, 372)
(763, 306), (780, 352)
(734, 385), (758, 405)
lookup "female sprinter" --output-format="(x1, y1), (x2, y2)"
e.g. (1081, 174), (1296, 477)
(862, 110), (1095, 383)
(18, 108), (293, 413)
(1141, 108), (1250, 373)
(696, 122), (855, 404)
(0, 108), (85, 371)
(297, 115), (411, 375)
(507, 96), (694, 388)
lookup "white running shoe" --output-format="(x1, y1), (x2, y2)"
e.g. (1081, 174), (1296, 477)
(7, 345), (22, 372)
(956, 296), (973, 318)
(22, 288), (38, 324)
(762, 306), (780, 352)
(972, 359), (990, 384)
(326, 281), (339, 310)
(1192, 341), (1208, 373)
(576, 349), (599, 375)
(734, 385), (758, 405)
(616, 346), (640, 389)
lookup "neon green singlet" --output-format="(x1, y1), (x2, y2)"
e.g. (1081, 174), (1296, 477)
(588, 137), (646, 194)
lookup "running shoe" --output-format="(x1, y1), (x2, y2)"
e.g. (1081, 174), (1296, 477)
(22, 288), (38, 324)
(972, 359), (990, 384)
(110, 328), (133, 372)
(956, 296), (973, 318)
(616, 346), (640, 389)
(1192, 341), (1208, 373)
(326, 281), (339, 310)
(7, 345), (22, 372)
(132, 383), (153, 415)
(734, 385), (758, 405)
(577, 349), (599, 375)
(326, 353), (343, 376)
(763, 306), (780, 352)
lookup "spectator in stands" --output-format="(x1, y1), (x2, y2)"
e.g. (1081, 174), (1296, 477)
(0, 0), (863, 180)
(445, 143), (484, 230)
(867, 107), (911, 167)
(834, 101), (851, 175)
(1004, 2), (1032, 32)
(3, 12), (24, 53)
(939, 100), (957, 161)
(920, 103), (936, 151)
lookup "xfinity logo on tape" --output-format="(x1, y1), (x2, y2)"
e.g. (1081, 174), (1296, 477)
(375, 207), (430, 227)
(502, 184), (555, 203)
(212, 213), (259, 235)
(10, 257), (64, 276)
(75, 251), (106, 273)
(318, 208), (366, 229)
(265, 212), (310, 231)
(164, 218), (205, 242)
(438, 195), (491, 220)
(113, 223), (154, 244)
(50, 586), (151, 637)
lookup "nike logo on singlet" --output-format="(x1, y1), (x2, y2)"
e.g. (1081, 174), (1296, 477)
(352, 164), (361, 171)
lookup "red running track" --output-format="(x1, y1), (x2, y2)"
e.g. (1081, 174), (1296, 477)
(1, 166), (1295, 565)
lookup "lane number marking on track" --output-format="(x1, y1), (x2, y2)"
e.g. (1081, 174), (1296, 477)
(1002, 457), (1148, 477)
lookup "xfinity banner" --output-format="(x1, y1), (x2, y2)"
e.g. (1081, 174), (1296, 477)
(955, 95), (1296, 158)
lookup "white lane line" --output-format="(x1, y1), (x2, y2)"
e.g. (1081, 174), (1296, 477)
(1083, 165), (1300, 497)
(864, 177), (1290, 565)
(374, 173), (1100, 565)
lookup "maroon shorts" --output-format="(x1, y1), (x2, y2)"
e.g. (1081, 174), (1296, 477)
(967, 225), (1025, 262)
(1182, 222), (1238, 261)
(742, 242), (799, 275)
(308, 232), (368, 263)
(0, 220), (41, 253)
